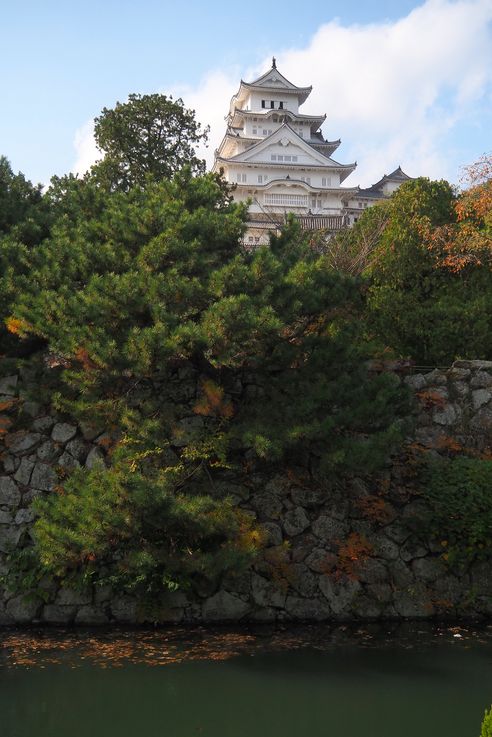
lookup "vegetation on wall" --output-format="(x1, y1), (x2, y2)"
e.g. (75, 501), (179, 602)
(1, 92), (491, 598)
(422, 455), (492, 565)
(481, 706), (492, 737)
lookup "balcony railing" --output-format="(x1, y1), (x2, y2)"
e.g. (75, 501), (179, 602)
(264, 193), (308, 207)
(296, 214), (348, 230)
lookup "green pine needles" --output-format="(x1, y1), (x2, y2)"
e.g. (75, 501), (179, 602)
(6, 170), (408, 601)
(481, 707), (492, 737)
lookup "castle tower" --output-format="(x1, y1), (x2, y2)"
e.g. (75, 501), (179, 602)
(213, 59), (414, 245)
(212, 58), (358, 245)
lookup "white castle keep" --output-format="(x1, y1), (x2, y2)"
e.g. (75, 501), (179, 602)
(213, 59), (412, 245)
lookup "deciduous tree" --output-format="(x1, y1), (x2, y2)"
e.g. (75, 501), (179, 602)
(91, 93), (209, 190)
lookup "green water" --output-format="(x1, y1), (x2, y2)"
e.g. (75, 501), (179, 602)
(1, 624), (491, 737)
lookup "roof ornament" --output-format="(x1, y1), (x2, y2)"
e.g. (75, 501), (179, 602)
(272, 56), (277, 68)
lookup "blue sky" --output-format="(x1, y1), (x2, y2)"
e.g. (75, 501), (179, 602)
(3, 0), (491, 187)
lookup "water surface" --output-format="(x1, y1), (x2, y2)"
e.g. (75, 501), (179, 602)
(1, 623), (491, 737)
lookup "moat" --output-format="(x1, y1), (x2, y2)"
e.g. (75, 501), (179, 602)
(1, 622), (491, 737)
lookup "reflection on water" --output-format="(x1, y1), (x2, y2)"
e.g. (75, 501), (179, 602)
(1, 623), (491, 737)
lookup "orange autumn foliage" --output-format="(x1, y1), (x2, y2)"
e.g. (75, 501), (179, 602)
(426, 153), (491, 273)
(5, 317), (30, 337)
(416, 389), (447, 409)
(357, 494), (393, 524)
(0, 415), (13, 435)
(334, 533), (373, 581)
(74, 347), (100, 371)
(193, 379), (234, 419)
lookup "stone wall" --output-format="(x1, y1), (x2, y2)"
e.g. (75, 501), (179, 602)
(1, 359), (492, 625)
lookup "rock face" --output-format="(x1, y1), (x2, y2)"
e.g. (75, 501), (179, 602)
(1, 359), (492, 625)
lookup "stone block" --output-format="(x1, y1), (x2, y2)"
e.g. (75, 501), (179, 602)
(404, 374), (427, 390)
(14, 508), (36, 525)
(37, 440), (60, 462)
(284, 595), (331, 621)
(252, 492), (282, 520)
(472, 388), (492, 410)
(6, 594), (42, 623)
(352, 595), (383, 619)
(471, 561), (492, 593)
(0, 602), (14, 625)
(42, 604), (77, 624)
(85, 446), (106, 469)
(0, 477), (21, 507)
(65, 437), (89, 462)
(32, 416), (55, 432)
(287, 563), (318, 597)
(371, 535), (399, 561)
(358, 558), (388, 584)
(447, 367), (470, 381)
(470, 407), (492, 433)
(1, 454), (18, 474)
(411, 556), (446, 582)
(5, 432), (42, 455)
(455, 360), (492, 371)
(22, 401), (42, 418)
(0, 375), (18, 395)
(318, 576), (361, 614)
(400, 538), (428, 562)
(202, 591), (251, 621)
(290, 486), (327, 507)
(470, 370), (492, 389)
(366, 583), (393, 603)
(433, 403), (460, 426)
(251, 573), (286, 608)
(0, 524), (22, 552)
(433, 574), (465, 603)
(393, 585), (434, 618)
(58, 451), (80, 471)
(424, 369), (447, 385)
(110, 597), (138, 623)
(0, 509), (13, 524)
(290, 533), (317, 563)
(51, 422), (77, 444)
(30, 462), (57, 491)
(282, 506), (310, 536)
(305, 547), (337, 574)
(311, 515), (347, 543)
(75, 606), (109, 625)
(56, 588), (92, 606)
(13, 458), (34, 486)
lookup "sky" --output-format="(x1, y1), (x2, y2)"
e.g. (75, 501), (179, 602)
(2, 0), (491, 188)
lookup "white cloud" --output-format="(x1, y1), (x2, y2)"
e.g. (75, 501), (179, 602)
(168, 70), (239, 167)
(72, 0), (492, 186)
(73, 120), (100, 177)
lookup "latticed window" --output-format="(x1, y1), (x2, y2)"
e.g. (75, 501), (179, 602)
(264, 193), (308, 207)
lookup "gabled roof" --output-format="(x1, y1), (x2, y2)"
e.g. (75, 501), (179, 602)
(229, 108), (326, 132)
(215, 122), (356, 179)
(370, 166), (412, 190)
(230, 59), (312, 112)
(358, 166), (413, 197)
(247, 58), (311, 93)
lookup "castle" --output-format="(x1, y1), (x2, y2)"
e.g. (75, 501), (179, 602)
(212, 59), (412, 245)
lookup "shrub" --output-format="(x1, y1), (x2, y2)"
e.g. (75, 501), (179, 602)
(423, 455), (492, 564)
(481, 706), (492, 737)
